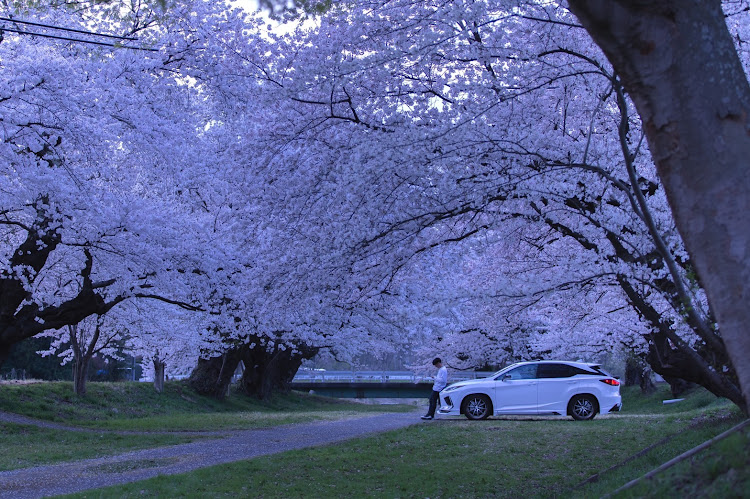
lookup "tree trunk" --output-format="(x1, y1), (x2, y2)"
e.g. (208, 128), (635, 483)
(153, 358), (166, 394)
(239, 342), (318, 400)
(624, 356), (642, 387)
(189, 339), (318, 401)
(72, 357), (90, 397)
(625, 355), (657, 394)
(662, 376), (694, 398)
(568, 0), (750, 414)
(617, 276), (744, 408)
(239, 346), (285, 400)
(644, 333), (727, 400)
(188, 348), (245, 399)
(639, 366), (656, 395)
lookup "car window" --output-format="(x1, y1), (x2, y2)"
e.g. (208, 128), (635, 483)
(573, 366), (600, 376)
(590, 365), (615, 377)
(537, 363), (602, 378)
(537, 363), (574, 378)
(502, 364), (537, 380)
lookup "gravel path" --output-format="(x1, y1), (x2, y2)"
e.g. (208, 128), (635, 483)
(0, 411), (422, 498)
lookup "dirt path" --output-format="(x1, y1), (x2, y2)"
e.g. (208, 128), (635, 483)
(0, 411), (421, 498)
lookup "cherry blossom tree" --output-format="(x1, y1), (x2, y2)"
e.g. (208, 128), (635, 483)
(6, 0), (749, 409)
(0, 1), (219, 366)
(118, 301), (207, 392)
(41, 308), (131, 396)
(227, 0), (745, 408)
(1, 0), (402, 397)
(567, 0), (750, 412)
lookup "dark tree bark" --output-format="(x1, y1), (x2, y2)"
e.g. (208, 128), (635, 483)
(661, 376), (695, 398)
(0, 201), (114, 359)
(0, 200), (200, 369)
(239, 342), (318, 400)
(0, 206), (108, 362)
(72, 356), (90, 397)
(624, 358), (640, 387)
(68, 323), (100, 397)
(640, 368), (656, 395)
(532, 196), (743, 408)
(188, 347), (246, 400)
(238, 341), (318, 400)
(568, 0), (750, 414)
(618, 275), (745, 410)
(189, 333), (319, 401)
(153, 357), (166, 394)
(625, 355), (657, 394)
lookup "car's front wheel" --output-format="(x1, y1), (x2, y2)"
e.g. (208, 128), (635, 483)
(462, 394), (491, 420)
(569, 394), (597, 421)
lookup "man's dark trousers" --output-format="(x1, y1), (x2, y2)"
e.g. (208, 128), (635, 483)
(427, 390), (440, 417)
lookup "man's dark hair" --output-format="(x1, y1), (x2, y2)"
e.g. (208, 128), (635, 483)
(433, 357), (442, 366)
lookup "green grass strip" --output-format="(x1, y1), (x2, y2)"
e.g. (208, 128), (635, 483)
(0, 423), (202, 471)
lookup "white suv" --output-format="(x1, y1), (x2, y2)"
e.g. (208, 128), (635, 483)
(437, 360), (622, 421)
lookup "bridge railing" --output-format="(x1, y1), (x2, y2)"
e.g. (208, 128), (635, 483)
(292, 370), (495, 384)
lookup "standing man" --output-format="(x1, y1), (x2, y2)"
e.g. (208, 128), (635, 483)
(422, 357), (448, 420)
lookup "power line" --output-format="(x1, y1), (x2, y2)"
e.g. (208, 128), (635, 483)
(0, 26), (158, 51)
(0, 16), (157, 52)
(0, 16), (138, 41)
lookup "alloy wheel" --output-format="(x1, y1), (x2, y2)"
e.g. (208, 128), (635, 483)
(465, 395), (490, 420)
(572, 396), (595, 420)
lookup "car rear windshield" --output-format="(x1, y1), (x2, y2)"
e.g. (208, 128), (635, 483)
(589, 365), (616, 377)
(536, 363), (615, 378)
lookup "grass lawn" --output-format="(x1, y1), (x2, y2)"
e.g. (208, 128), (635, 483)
(0, 380), (412, 471)
(0, 380), (413, 431)
(64, 385), (748, 498)
(608, 420), (750, 498)
(0, 422), (204, 471)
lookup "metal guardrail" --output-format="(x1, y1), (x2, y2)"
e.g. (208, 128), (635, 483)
(292, 370), (494, 384)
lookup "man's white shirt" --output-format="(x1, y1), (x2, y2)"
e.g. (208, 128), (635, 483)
(433, 366), (448, 391)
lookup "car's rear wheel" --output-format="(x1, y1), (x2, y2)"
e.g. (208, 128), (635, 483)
(462, 394), (491, 420)
(569, 394), (597, 421)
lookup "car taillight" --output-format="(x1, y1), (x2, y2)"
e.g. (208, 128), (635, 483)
(600, 378), (620, 386)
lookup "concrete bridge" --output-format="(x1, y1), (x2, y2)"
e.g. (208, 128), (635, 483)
(291, 370), (492, 398)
